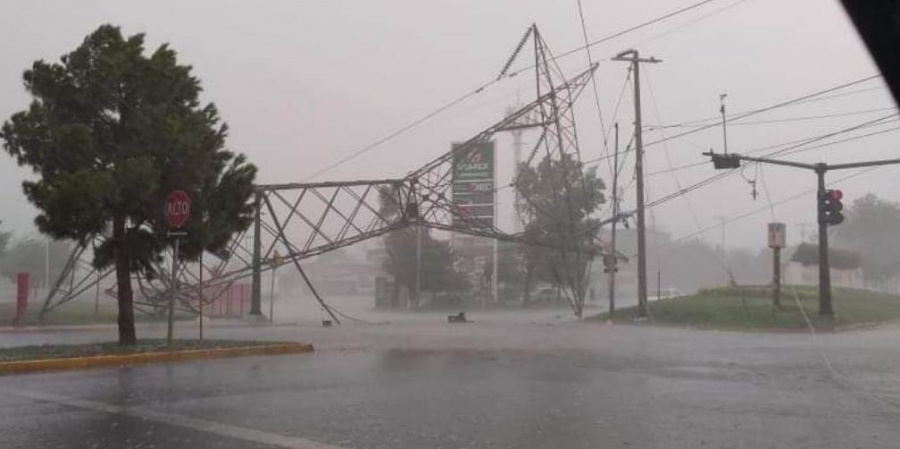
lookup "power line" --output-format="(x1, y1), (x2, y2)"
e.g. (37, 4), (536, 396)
(644, 113), (899, 177)
(641, 75), (882, 149)
(778, 125), (900, 158)
(632, 0), (756, 47)
(556, 0), (728, 61)
(644, 68), (709, 241)
(603, 70), (634, 152)
(582, 75), (883, 167)
(645, 69), (736, 279)
(639, 114), (897, 215)
(653, 83), (888, 129)
(640, 128), (881, 207)
(300, 81), (499, 182)
(576, 0), (613, 178)
(758, 166), (777, 222)
(641, 166), (882, 257)
(647, 106), (897, 129)
(302, 0), (733, 181)
(762, 113), (898, 158)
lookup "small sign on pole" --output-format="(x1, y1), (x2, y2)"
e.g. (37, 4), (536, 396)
(14, 273), (29, 325)
(768, 222), (786, 249)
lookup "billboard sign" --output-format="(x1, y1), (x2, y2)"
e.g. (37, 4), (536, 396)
(452, 141), (495, 227)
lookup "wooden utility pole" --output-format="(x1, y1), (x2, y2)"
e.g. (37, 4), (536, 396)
(613, 49), (660, 318)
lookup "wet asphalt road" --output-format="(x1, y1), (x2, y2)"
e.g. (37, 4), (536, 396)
(2, 310), (900, 448)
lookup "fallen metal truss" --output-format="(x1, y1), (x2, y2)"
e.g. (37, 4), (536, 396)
(40, 25), (607, 320)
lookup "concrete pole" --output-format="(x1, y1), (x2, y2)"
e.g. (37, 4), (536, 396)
(250, 192), (263, 315)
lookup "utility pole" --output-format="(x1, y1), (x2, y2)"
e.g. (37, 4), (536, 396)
(613, 49), (661, 318)
(720, 94), (729, 154)
(608, 123), (620, 316)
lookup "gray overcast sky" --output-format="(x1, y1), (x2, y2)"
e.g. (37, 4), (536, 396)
(0, 0), (895, 255)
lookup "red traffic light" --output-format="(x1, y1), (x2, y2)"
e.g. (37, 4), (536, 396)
(828, 189), (843, 201)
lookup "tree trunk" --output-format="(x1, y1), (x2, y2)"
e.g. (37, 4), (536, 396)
(113, 215), (137, 345)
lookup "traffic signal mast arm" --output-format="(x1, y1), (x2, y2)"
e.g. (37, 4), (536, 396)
(827, 158), (900, 171)
(702, 150), (900, 318)
(702, 151), (900, 172)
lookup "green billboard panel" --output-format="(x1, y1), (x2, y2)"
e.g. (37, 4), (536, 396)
(451, 141), (495, 227)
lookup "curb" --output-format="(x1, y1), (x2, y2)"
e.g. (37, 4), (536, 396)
(0, 343), (314, 375)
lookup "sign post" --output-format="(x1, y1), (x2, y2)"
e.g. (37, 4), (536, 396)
(14, 273), (29, 325)
(768, 222), (786, 308)
(165, 190), (191, 345)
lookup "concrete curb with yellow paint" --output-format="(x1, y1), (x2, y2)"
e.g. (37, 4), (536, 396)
(0, 342), (314, 375)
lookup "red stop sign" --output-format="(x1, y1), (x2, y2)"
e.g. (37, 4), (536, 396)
(165, 190), (191, 228)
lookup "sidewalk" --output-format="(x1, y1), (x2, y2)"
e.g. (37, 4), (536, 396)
(0, 316), (285, 334)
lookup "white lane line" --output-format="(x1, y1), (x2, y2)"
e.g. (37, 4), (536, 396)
(11, 389), (343, 449)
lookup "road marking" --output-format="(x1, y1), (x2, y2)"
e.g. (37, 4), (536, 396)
(11, 389), (343, 449)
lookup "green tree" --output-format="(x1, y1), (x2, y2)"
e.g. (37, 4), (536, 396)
(0, 237), (73, 288)
(0, 226), (9, 260)
(382, 227), (462, 306)
(376, 185), (464, 306)
(834, 193), (900, 286)
(516, 154), (605, 316)
(1, 25), (257, 344)
(495, 242), (526, 300)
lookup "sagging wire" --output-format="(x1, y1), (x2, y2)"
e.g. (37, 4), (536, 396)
(641, 166), (880, 257)
(790, 284), (900, 419)
(758, 166), (777, 222)
(576, 0), (614, 179)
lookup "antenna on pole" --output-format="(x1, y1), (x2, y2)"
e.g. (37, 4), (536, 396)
(720, 93), (728, 155)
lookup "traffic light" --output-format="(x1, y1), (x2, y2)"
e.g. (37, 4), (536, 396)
(818, 189), (844, 226)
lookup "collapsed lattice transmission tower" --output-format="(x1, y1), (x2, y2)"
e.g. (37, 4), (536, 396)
(41, 25), (606, 321)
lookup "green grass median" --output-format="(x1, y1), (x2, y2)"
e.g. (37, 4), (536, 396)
(0, 339), (314, 375)
(594, 286), (900, 331)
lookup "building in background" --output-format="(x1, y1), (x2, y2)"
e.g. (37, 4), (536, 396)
(784, 243), (863, 290)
